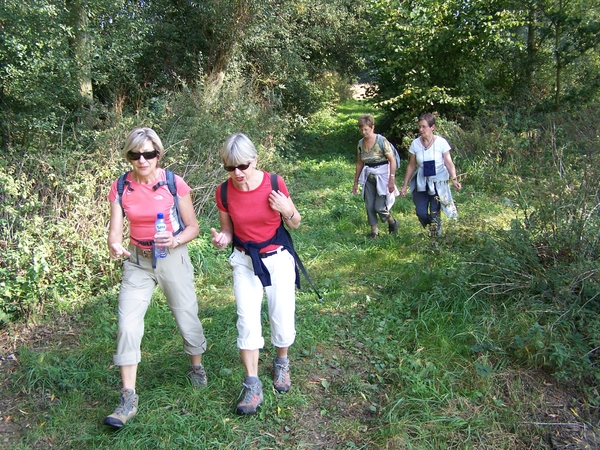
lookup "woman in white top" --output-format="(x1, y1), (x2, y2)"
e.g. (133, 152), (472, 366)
(400, 113), (462, 236)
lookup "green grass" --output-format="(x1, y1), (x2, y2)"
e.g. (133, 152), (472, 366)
(2, 99), (595, 449)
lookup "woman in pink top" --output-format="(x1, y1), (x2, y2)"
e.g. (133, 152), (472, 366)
(104, 127), (207, 429)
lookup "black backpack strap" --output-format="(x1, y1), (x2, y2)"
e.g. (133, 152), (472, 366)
(117, 171), (132, 218)
(272, 172), (323, 302)
(220, 180), (229, 211)
(280, 222), (324, 302)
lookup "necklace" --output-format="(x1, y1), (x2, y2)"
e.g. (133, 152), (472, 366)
(421, 135), (435, 149)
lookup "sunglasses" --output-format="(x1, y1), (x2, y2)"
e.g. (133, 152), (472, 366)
(224, 163), (251, 172)
(127, 150), (159, 161)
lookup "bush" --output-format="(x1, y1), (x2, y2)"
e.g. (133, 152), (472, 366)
(0, 74), (290, 325)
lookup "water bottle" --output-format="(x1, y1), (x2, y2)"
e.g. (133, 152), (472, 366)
(154, 212), (167, 258)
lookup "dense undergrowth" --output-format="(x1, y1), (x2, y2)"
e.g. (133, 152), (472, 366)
(1, 83), (599, 448)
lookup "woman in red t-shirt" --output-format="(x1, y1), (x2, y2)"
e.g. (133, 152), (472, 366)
(211, 133), (301, 415)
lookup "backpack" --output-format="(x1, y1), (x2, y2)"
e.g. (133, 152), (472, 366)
(117, 169), (184, 235)
(360, 134), (401, 171)
(220, 174), (323, 301)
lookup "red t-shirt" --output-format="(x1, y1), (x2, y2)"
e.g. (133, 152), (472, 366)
(216, 171), (289, 253)
(108, 168), (191, 248)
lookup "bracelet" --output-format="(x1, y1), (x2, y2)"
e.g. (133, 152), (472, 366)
(284, 212), (295, 221)
(390, 174), (395, 177)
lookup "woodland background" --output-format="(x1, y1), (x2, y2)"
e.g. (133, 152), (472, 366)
(1, 1), (600, 448)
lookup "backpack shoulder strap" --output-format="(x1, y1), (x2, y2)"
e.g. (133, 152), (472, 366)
(117, 171), (131, 218)
(151, 169), (184, 234)
(358, 137), (365, 154)
(376, 134), (385, 150)
(165, 169), (177, 196)
(270, 173), (279, 192)
(220, 180), (229, 211)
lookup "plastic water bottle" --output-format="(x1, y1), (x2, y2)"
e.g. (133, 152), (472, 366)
(154, 212), (167, 258)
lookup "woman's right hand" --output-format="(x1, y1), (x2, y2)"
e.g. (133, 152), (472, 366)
(211, 228), (228, 249)
(352, 184), (358, 195)
(109, 242), (131, 259)
(400, 186), (408, 198)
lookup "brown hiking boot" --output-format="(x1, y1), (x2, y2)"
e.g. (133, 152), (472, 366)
(273, 358), (291, 393)
(236, 379), (263, 415)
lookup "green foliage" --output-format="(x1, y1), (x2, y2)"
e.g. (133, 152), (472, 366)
(3, 96), (600, 448)
(0, 73), (287, 325)
(241, 0), (365, 116)
(365, 0), (600, 130)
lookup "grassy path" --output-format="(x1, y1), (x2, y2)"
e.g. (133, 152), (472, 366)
(1, 100), (594, 449)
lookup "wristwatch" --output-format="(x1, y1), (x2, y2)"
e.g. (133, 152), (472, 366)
(176, 238), (181, 247)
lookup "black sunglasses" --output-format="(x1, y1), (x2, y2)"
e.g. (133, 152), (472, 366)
(127, 150), (159, 161)
(224, 163), (251, 172)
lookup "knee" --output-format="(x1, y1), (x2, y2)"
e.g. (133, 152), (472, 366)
(118, 320), (143, 337)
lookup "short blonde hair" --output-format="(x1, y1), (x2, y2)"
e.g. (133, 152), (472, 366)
(221, 133), (258, 166)
(123, 127), (164, 160)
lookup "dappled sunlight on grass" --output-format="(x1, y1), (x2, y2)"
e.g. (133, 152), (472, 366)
(4, 99), (599, 449)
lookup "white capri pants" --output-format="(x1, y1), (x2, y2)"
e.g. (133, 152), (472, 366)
(229, 247), (297, 350)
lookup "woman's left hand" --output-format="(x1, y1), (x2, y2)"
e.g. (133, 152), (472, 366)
(154, 230), (175, 249)
(388, 180), (396, 193)
(269, 190), (292, 216)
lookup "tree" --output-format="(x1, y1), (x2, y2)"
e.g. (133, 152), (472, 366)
(364, 0), (600, 130)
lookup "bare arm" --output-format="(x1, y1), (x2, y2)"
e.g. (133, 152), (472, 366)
(385, 150), (396, 193)
(108, 201), (131, 259)
(443, 151), (462, 191)
(269, 190), (301, 230)
(352, 156), (365, 195)
(211, 210), (234, 249)
(400, 153), (417, 197)
(171, 193), (199, 247)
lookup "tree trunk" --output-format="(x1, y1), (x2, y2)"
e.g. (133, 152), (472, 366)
(554, 0), (562, 110)
(67, 0), (94, 109)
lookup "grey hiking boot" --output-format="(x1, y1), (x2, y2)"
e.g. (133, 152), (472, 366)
(236, 379), (263, 415)
(273, 358), (291, 392)
(188, 364), (207, 388)
(104, 388), (138, 429)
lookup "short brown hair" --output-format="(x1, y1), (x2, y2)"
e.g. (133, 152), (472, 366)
(357, 114), (375, 128)
(418, 113), (436, 127)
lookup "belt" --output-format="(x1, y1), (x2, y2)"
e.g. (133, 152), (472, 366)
(260, 246), (284, 258)
(130, 244), (153, 259)
(366, 161), (389, 168)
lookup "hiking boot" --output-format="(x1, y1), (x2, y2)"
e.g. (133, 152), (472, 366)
(429, 214), (441, 237)
(273, 358), (291, 393)
(236, 379), (263, 415)
(388, 219), (399, 234)
(188, 364), (207, 388)
(104, 388), (138, 429)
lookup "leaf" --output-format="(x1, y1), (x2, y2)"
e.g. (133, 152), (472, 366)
(475, 362), (492, 377)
